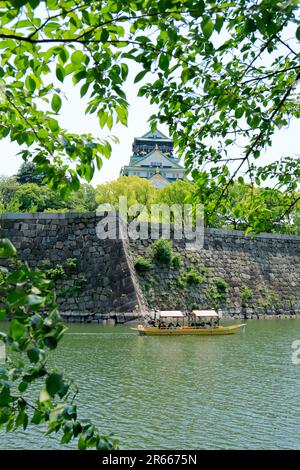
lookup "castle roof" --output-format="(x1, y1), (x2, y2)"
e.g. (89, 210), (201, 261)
(135, 129), (173, 142)
(130, 148), (183, 168)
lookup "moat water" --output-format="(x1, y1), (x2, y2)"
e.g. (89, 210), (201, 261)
(0, 319), (300, 449)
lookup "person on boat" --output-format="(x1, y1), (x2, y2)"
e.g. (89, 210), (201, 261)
(176, 321), (181, 328)
(213, 320), (219, 328)
(204, 322), (211, 328)
(148, 318), (156, 327)
(159, 320), (166, 328)
(168, 322), (175, 328)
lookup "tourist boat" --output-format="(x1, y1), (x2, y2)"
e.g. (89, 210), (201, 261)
(131, 310), (246, 336)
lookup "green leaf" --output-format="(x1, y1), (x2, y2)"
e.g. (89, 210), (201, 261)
(31, 410), (44, 424)
(71, 50), (83, 65)
(115, 105), (128, 125)
(80, 82), (90, 98)
(215, 15), (224, 34)
(56, 65), (65, 83)
(18, 381), (28, 393)
(0, 384), (10, 406)
(296, 26), (300, 42)
(0, 239), (17, 258)
(27, 348), (40, 364)
(201, 17), (214, 39)
(48, 118), (59, 132)
(46, 372), (63, 397)
(100, 29), (109, 43)
(10, 320), (26, 340)
(25, 76), (36, 93)
(37, 129), (48, 140)
(44, 336), (58, 350)
(0, 308), (6, 321)
(235, 108), (244, 119)
(51, 94), (62, 113)
(134, 70), (148, 83)
(158, 54), (170, 72)
(59, 48), (68, 63)
(78, 434), (87, 450)
(245, 19), (257, 33)
(7, 288), (27, 306)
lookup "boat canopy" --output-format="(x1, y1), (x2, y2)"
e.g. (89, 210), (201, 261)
(191, 310), (219, 318)
(159, 310), (185, 318)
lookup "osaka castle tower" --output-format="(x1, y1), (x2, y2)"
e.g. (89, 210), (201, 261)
(120, 129), (185, 189)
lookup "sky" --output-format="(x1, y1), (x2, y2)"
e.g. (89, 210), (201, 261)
(0, 22), (299, 188)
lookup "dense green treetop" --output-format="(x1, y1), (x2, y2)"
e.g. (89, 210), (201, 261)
(16, 162), (45, 185)
(96, 177), (300, 234)
(0, 174), (97, 211)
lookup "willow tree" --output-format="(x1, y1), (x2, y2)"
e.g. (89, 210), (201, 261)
(0, 0), (300, 448)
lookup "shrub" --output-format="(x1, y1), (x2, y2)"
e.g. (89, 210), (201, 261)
(196, 262), (211, 275)
(176, 276), (185, 288)
(241, 285), (253, 306)
(58, 274), (87, 297)
(134, 256), (153, 272)
(41, 258), (52, 269)
(66, 257), (77, 271)
(214, 278), (228, 294)
(152, 238), (173, 264)
(185, 269), (205, 285)
(46, 264), (66, 281)
(75, 274), (87, 288)
(171, 254), (181, 268)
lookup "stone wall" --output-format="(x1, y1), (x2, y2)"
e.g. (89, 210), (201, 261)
(129, 226), (300, 318)
(1, 213), (300, 320)
(0, 213), (143, 322)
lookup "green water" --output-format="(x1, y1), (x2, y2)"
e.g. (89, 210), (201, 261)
(1, 320), (300, 450)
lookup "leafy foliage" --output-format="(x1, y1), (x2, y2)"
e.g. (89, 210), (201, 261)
(184, 269), (205, 286)
(0, 238), (118, 449)
(213, 278), (228, 295)
(96, 177), (300, 234)
(240, 284), (253, 307)
(171, 254), (181, 268)
(96, 176), (156, 221)
(45, 264), (66, 281)
(0, 175), (97, 212)
(134, 256), (153, 272)
(152, 238), (173, 264)
(16, 162), (45, 185)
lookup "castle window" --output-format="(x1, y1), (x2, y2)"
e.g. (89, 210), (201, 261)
(150, 162), (162, 167)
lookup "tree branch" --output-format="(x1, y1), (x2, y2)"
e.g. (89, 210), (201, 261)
(210, 69), (300, 216)
(242, 65), (300, 85)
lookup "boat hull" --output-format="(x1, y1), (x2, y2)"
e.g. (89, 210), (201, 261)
(132, 324), (246, 336)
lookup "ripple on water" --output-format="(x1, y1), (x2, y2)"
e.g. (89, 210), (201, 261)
(1, 320), (300, 449)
